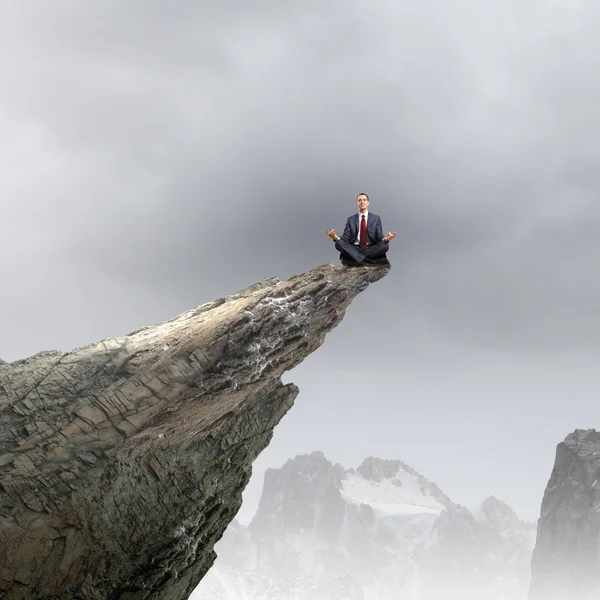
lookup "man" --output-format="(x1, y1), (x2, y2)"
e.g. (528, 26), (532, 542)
(326, 193), (396, 266)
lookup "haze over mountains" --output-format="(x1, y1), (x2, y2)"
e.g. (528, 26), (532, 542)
(192, 451), (536, 600)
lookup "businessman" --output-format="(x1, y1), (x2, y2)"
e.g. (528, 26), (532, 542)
(326, 193), (396, 266)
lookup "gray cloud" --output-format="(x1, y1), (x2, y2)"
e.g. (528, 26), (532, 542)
(3, 0), (600, 354)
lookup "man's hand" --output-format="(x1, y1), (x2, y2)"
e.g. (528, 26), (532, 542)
(326, 229), (339, 240)
(383, 232), (396, 243)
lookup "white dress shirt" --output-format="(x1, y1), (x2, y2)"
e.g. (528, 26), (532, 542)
(355, 211), (368, 245)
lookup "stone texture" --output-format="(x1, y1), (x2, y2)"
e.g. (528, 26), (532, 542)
(0, 262), (389, 600)
(529, 428), (600, 600)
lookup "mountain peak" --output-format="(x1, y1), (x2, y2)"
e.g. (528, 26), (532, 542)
(195, 448), (534, 600)
(356, 456), (404, 482)
(474, 496), (523, 531)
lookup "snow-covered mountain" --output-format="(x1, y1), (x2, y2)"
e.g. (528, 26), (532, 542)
(191, 451), (536, 600)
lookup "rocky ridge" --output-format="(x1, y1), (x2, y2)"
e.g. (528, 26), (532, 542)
(194, 451), (536, 600)
(0, 262), (389, 600)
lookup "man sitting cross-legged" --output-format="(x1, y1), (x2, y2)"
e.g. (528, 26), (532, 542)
(326, 192), (396, 266)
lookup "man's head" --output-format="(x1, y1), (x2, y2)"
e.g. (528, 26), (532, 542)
(356, 193), (370, 213)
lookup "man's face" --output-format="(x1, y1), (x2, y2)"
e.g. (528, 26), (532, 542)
(356, 195), (369, 212)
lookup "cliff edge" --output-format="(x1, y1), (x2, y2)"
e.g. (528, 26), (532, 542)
(0, 262), (389, 599)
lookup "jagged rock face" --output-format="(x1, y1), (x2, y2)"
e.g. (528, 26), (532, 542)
(245, 452), (445, 591)
(529, 429), (600, 600)
(0, 263), (389, 600)
(193, 452), (535, 600)
(249, 450), (347, 549)
(246, 451), (451, 586)
(476, 495), (525, 532)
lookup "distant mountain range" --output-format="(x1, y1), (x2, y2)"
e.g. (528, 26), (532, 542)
(192, 451), (536, 600)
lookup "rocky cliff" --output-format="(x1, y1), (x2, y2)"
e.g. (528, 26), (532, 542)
(529, 428), (600, 600)
(0, 262), (389, 600)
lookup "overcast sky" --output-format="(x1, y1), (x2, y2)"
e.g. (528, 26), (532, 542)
(1, 0), (600, 523)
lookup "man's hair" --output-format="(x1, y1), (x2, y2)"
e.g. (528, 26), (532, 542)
(357, 192), (369, 200)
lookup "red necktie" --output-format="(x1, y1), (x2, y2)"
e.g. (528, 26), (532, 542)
(360, 214), (367, 249)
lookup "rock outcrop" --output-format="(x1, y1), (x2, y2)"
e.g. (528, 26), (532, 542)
(529, 429), (600, 600)
(0, 262), (389, 600)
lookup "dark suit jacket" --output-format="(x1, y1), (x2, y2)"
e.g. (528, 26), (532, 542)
(339, 212), (385, 246)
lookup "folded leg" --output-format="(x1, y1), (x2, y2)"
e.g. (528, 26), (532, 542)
(363, 240), (389, 260)
(335, 239), (365, 263)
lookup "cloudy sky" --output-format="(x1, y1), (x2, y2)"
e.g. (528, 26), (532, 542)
(2, 0), (600, 523)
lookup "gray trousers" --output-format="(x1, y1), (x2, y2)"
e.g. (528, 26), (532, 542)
(335, 239), (389, 263)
